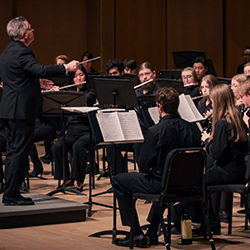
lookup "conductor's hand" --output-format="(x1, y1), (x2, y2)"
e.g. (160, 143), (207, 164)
(66, 60), (79, 72)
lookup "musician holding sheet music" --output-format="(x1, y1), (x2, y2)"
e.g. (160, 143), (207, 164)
(112, 87), (201, 247)
(0, 16), (79, 206)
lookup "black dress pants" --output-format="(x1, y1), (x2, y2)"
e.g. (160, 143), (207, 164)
(52, 124), (91, 182)
(29, 121), (56, 171)
(112, 172), (161, 234)
(3, 119), (34, 199)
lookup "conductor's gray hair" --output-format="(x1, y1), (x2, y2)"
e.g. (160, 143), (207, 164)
(6, 16), (27, 41)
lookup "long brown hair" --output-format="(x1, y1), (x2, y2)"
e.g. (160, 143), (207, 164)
(209, 84), (247, 142)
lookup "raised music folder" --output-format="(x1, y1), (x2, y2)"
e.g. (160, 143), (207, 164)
(88, 109), (144, 145)
(142, 94), (206, 126)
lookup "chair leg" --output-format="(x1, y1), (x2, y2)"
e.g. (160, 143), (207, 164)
(133, 151), (136, 170)
(129, 198), (137, 249)
(228, 193), (233, 234)
(201, 202), (216, 250)
(158, 203), (171, 250)
(244, 194), (249, 230)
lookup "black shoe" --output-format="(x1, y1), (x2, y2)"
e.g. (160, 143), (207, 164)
(237, 209), (250, 214)
(219, 209), (229, 223)
(19, 182), (29, 193)
(146, 230), (158, 245)
(29, 168), (43, 177)
(166, 226), (180, 235)
(114, 233), (149, 248)
(57, 179), (74, 189)
(2, 195), (34, 206)
(0, 182), (4, 194)
(40, 154), (52, 164)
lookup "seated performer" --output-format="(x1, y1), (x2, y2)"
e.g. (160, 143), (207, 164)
(80, 52), (97, 73)
(237, 46), (250, 74)
(52, 65), (96, 190)
(182, 67), (201, 105)
(123, 58), (137, 74)
(193, 56), (208, 81)
(29, 78), (60, 177)
(112, 87), (201, 247)
(197, 75), (218, 130)
(106, 62), (161, 174)
(201, 84), (248, 234)
(105, 58), (124, 76)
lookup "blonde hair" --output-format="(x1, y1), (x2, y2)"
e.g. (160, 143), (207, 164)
(237, 79), (250, 97)
(182, 67), (198, 85)
(200, 74), (218, 92)
(232, 73), (248, 84)
(209, 84), (247, 142)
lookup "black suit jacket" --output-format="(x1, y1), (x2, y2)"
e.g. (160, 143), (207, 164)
(0, 40), (66, 120)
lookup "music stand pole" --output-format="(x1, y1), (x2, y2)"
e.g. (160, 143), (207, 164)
(43, 91), (87, 196)
(88, 78), (139, 241)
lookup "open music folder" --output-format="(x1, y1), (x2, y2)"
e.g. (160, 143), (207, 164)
(142, 94), (206, 125)
(88, 109), (144, 145)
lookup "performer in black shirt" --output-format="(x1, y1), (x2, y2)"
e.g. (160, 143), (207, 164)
(202, 84), (248, 233)
(112, 87), (201, 247)
(52, 65), (96, 191)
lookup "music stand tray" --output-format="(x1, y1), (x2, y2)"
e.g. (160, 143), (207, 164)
(43, 91), (87, 196)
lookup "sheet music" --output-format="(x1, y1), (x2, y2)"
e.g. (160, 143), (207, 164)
(61, 106), (99, 113)
(148, 107), (160, 124)
(96, 112), (123, 142)
(117, 110), (144, 141)
(96, 111), (144, 143)
(178, 94), (205, 122)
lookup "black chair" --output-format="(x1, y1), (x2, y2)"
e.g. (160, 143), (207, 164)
(207, 158), (250, 234)
(129, 148), (215, 250)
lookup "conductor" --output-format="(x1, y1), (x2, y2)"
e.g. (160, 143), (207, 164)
(0, 16), (79, 205)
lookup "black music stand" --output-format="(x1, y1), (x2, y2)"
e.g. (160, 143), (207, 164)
(173, 50), (206, 68)
(158, 69), (182, 79)
(155, 78), (184, 94)
(43, 91), (87, 196)
(87, 79), (141, 243)
(94, 76), (138, 107)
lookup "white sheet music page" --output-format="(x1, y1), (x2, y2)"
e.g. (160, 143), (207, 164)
(62, 107), (99, 113)
(148, 106), (160, 124)
(178, 94), (205, 123)
(117, 110), (144, 142)
(96, 112), (124, 142)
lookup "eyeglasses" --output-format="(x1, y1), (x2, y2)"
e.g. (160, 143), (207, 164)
(182, 75), (193, 80)
(138, 72), (152, 78)
(242, 54), (250, 57)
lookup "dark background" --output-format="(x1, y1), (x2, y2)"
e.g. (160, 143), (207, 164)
(0, 0), (248, 78)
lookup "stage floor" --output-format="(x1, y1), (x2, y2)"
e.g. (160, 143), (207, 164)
(0, 143), (250, 249)
(0, 193), (88, 229)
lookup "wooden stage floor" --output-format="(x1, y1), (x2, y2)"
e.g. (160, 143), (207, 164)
(0, 143), (250, 250)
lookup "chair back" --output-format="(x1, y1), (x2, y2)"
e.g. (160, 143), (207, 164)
(159, 148), (206, 205)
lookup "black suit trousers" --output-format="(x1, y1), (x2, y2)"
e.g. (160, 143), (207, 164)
(112, 172), (161, 229)
(3, 119), (34, 198)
